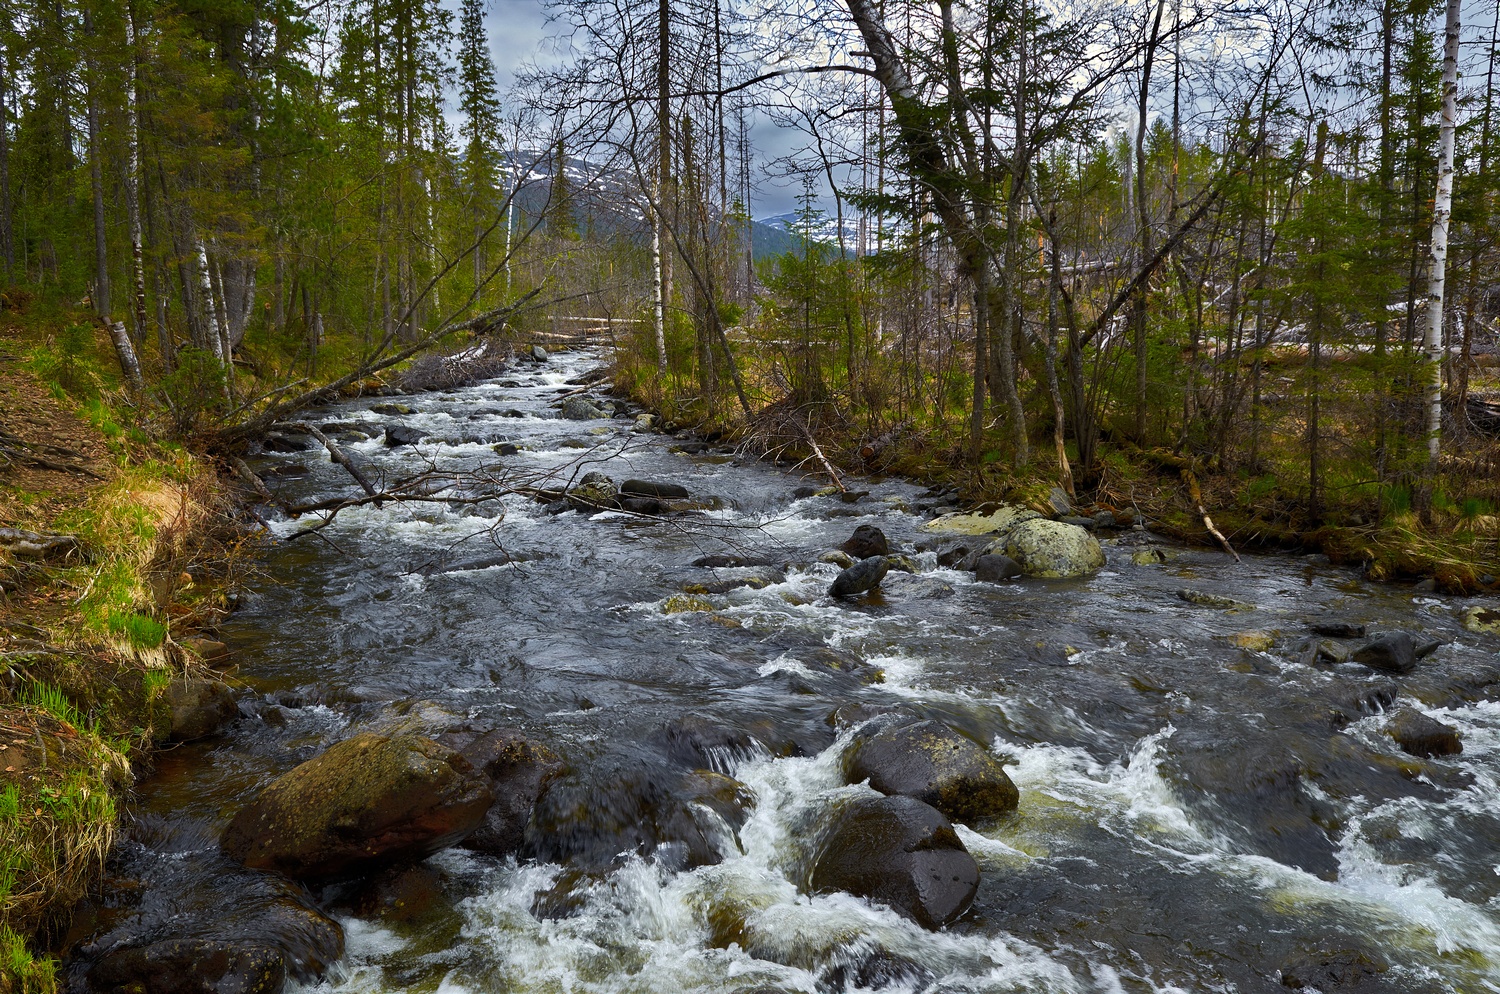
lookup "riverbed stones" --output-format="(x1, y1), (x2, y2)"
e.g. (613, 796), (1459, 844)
(1351, 632), (1418, 674)
(530, 345), (549, 362)
(437, 727), (565, 857)
(819, 550), (857, 569)
(370, 402), (415, 416)
(840, 524), (889, 559)
(1384, 708), (1462, 758)
(621, 479), (691, 500)
(221, 732), (493, 880)
(163, 677), (239, 742)
(1296, 638), (1351, 667)
(842, 719), (1018, 825)
(972, 554), (1023, 583)
(829, 557), (889, 598)
(1177, 589), (1254, 610)
(1311, 621), (1366, 638)
(808, 794), (979, 929)
(1462, 605), (1500, 635)
(383, 425), (425, 447)
(567, 472), (618, 512)
(998, 519), (1105, 578)
(88, 938), (291, 994)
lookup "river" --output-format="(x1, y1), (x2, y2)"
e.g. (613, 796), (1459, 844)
(73, 348), (1500, 994)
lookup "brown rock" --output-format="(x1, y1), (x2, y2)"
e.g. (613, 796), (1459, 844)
(164, 678), (239, 742)
(1385, 708), (1462, 758)
(221, 733), (493, 880)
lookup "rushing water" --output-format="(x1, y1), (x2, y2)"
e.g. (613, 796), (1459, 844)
(77, 349), (1500, 994)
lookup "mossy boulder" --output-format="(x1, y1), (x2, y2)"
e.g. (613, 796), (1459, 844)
(921, 504), (1040, 536)
(221, 732), (493, 880)
(998, 519), (1105, 577)
(1462, 605), (1500, 636)
(842, 719), (1018, 825)
(163, 677), (239, 742)
(808, 794), (979, 929)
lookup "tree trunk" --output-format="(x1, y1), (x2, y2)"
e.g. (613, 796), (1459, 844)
(109, 321), (145, 394)
(84, 11), (111, 320)
(1423, 0), (1461, 464)
(0, 39), (14, 279)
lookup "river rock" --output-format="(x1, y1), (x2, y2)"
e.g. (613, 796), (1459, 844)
(437, 727), (565, 857)
(619, 496), (663, 515)
(559, 396), (607, 420)
(1384, 708), (1462, 758)
(807, 794), (979, 929)
(1351, 632), (1417, 674)
(819, 550), (857, 569)
(885, 554), (921, 574)
(972, 554), (1023, 583)
(683, 566), (787, 595)
(262, 430), (314, 453)
(567, 471), (619, 512)
(1311, 621), (1366, 638)
(1462, 605), (1500, 635)
(830, 557), (889, 598)
(530, 345), (549, 362)
(840, 524), (889, 559)
(1047, 486), (1073, 516)
(383, 425), (425, 447)
(1296, 638), (1351, 667)
(922, 504), (1040, 536)
(89, 938), (290, 994)
(221, 733), (494, 880)
(842, 719), (1018, 825)
(621, 479), (691, 500)
(998, 519), (1105, 578)
(1178, 589), (1254, 610)
(163, 677), (239, 742)
(370, 402), (415, 416)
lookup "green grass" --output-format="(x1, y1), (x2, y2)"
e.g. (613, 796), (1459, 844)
(0, 926), (58, 994)
(105, 611), (167, 649)
(19, 683), (87, 732)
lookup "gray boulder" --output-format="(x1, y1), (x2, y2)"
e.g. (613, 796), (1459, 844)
(383, 425), (425, 447)
(830, 557), (889, 599)
(840, 524), (889, 560)
(1352, 632), (1417, 674)
(808, 794), (979, 929)
(972, 554), (1023, 583)
(559, 396), (608, 420)
(1385, 709), (1462, 758)
(164, 678), (239, 742)
(621, 479), (690, 500)
(998, 519), (1105, 577)
(842, 718), (1018, 825)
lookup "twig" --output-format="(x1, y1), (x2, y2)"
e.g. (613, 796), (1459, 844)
(292, 422), (380, 498)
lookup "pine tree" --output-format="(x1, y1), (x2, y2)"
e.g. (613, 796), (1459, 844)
(456, 0), (499, 297)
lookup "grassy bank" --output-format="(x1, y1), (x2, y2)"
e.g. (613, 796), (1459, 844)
(0, 302), (241, 992)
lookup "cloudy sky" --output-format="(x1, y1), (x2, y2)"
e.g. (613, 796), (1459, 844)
(471, 0), (812, 217)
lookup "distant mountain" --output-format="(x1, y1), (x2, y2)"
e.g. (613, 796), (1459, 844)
(492, 150), (808, 262)
(754, 210), (865, 251)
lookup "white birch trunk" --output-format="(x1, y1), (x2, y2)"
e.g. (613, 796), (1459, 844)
(125, 4), (147, 345)
(1424, 0), (1461, 462)
(652, 185), (667, 381)
(196, 241), (223, 361)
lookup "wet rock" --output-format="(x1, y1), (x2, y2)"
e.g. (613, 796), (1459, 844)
(691, 554), (773, 568)
(527, 758), (750, 871)
(829, 703), (922, 731)
(884, 554), (921, 574)
(620, 479), (691, 500)
(794, 647), (883, 683)
(819, 948), (934, 993)
(435, 727), (565, 857)
(1461, 605), (1500, 635)
(807, 795), (979, 929)
(619, 496), (664, 515)
(843, 719), (1018, 825)
(221, 733), (494, 880)
(88, 938), (289, 994)
(1059, 515), (1098, 530)
(1296, 638), (1351, 667)
(1351, 632), (1418, 675)
(1131, 548), (1170, 565)
(654, 715), (759, 770)
(1093, 510), (1118, 529)
(370, 402), (416, 415)
(351, 864), (447, 924)
(972, 554), (1022, 583)
(683, 566), (787, 595)
(179, 637), (228, 662)
(998, 519), (1105, 578)
(559, 396), (608, 420)
(840, 524), (889, 559)
(829, 557), (889, 599)
(163, 678), (238, 742)
(530, 345), (549, 362)
(934, 543), (972, 568)
(1311, 621), (1366, 638)
(383, 425), (425, 447)
(921, 504), (1040, 536)
(567, 471), (619, 512)
(819, 550), (857, 570)
(1279, 948), (1387, 991)
(77, 855), (343, 994)
(261, 430), (314, 453)
(492, 442), (522, 456)
(1177, 589), (1254, 610)
(632, 413), (655, 432)
(1413, 636), (1443, 659)
(1384, 709), (1462, 758)
(1229, 630), (1276, 652)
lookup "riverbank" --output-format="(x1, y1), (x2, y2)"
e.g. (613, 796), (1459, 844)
(0, 321), (243, 992)
(611, 363), (1500, 597)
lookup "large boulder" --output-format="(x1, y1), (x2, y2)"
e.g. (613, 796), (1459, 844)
(808, 794), (979, 929)
(620, 479), (691, 500)
(830, 557), (889, 599)
(567, 472), (619, 512)
(88, 939), (289, 994)
(842, 719), (1017, 825)
(997, 519), (1105, 577)
(1351, 632), (1417, 674)
(436, 727), (565, 857)
(1384, 709), (1462, 758)
(840, 524), (890, 560)
(383, 425), (425, 447)
(163, 678), (238, 742)
(921, 504), (1040, 536)
(1462, 605), (1500, 636)
(221, 733), (493, 880)
(559, 396), (608, 420)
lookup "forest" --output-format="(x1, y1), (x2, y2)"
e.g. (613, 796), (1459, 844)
(0, 0), (1498, 570)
